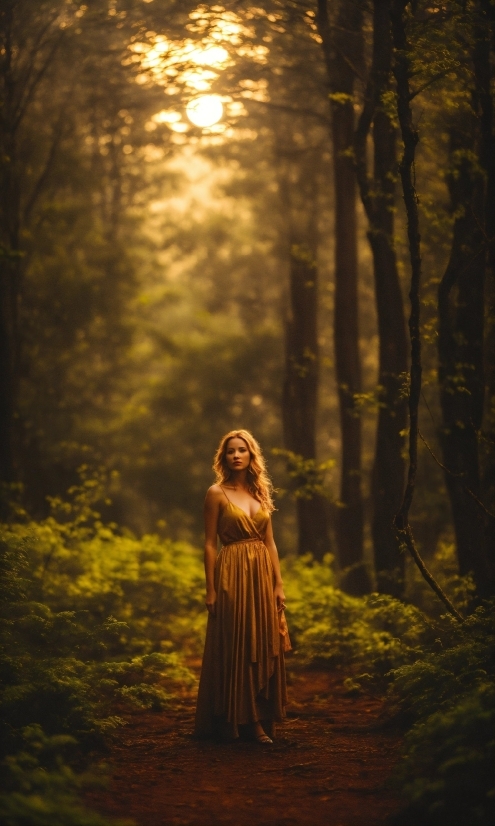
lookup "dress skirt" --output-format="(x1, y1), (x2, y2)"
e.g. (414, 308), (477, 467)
(194, 538), (288, 739)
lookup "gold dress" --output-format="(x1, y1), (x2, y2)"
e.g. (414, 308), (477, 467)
(194, 492), (289, 739)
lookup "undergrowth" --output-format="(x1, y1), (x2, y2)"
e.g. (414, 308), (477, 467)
(1, 477), (493, 825)
(0, 476), (204, 825)
(282, 552), (495, 826)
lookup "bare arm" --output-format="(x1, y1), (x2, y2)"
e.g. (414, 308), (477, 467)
(203, 486), (221, 617)
(264, 517), (286, 610)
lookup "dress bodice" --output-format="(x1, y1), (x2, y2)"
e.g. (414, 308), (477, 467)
(218, 500), (269, 545)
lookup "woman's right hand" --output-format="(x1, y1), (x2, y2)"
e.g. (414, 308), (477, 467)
(205, 590), (217, 617)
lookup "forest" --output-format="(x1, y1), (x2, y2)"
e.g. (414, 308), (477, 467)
(0, 0), (494, 824)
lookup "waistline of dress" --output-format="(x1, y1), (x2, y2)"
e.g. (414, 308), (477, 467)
(221, 537), (264, 548)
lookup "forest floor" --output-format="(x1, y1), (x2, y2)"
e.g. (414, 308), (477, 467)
(85, 667), (403, 826)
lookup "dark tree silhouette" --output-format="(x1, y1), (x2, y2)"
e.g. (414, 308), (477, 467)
(316, 0), (370, 594)
(437, 2), (495, 596)
(280, 145), (331, 559)
(354, 0), (408, 596)
(392, 0), (462, 621)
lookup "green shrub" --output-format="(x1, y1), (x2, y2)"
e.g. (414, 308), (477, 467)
(0, 486), (204, 825)
(1, 483), (493, 826)
(388, 603), (494, 724)
(283, 554), (432, 681)
(0, 725), (124, 826)
(394, 683), (495, 826)
(282, 554), (495, 825)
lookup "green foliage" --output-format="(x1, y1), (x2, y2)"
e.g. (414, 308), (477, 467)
(1, 480), (494, 825)
(395, 683), (495, 826)
(390, 616), (495, 826)
(0, 481), (204, 824)
(283, 554), (431, 679)
(387, 601), (494, 719)
(0, 726), (121, 826)
(282, 553), (495, 825)
(273, 453), (335, 501)
(405, 541), (476, 617)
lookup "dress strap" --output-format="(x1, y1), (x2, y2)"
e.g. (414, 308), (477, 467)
(219, 485), (232, 504)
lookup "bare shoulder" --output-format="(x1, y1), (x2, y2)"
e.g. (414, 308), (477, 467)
(205, 485), (224, 505)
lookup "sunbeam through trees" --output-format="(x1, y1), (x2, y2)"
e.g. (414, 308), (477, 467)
(0, 2), (494, 825)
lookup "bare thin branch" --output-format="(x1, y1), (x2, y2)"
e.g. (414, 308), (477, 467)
(409, 68), (453, 100)
(392, 0), (463, 622)
(419, 430), (495, 520)
(14, 32), (65, 133)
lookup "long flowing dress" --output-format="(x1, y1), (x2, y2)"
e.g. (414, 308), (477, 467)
(194, 492), (289, 739)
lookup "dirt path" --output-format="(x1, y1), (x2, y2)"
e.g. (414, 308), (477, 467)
(85, 669), (403, 826)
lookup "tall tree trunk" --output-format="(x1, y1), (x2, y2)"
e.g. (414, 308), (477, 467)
(281, 148), (331, 560)
(475, 0), (495, 579)
(0, 4), (21, 491)
(392, 0), (463, 621)
(0, 2), (64, 497)
(0, 251), (20, 489)
(437, 120), (494, 596)
(354, 0), (408, 596)
(316, 0), (370, 594)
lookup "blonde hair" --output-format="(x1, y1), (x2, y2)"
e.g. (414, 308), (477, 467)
(213, 430), (275, 514)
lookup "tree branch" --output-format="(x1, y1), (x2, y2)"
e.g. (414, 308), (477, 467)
(391, 0), (463, 622)
(23, 90), (70, 224)
(409, 68), (453, 100)
(14, 31), (65, 133)
(418, 429), (495, 520)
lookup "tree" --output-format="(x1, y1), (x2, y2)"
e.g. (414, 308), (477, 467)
(316, 0), (370, 593)
(353, 0), (408, 596)
(0, 0), (68, 488)
(0, 0), (188, 512)
(202, 1), (334, 556)
(437, 1), (495, 595)
(279, 141), (331, 559)
(391, 0), (463, 620)
(476, 0), (495, 576)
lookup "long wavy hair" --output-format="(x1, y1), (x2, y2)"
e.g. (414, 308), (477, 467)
(213, 430), (275, 514)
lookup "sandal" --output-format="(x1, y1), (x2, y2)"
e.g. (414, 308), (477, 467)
(255, 733), (273, 744)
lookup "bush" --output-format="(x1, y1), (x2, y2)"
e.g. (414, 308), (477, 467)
(395, 683), (495, 826)
(0, 482), (204, 825)
(1, 480), (493, 826)
(282, 554), (432, 682)
(282, 553), (495, 826)
(387, 603), (495, 826)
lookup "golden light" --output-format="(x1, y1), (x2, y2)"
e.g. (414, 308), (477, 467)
(186, 95), (223, 128)
(152, 110), (181, 124)
(194, 45), (229, 66)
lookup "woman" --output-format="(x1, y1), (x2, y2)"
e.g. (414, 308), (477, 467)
(194, 429), (290, 744)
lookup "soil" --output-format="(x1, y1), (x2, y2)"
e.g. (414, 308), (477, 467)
(85, 669), (403, 826)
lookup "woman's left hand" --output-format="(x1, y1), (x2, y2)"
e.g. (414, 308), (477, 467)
(274, 582), (286, 612)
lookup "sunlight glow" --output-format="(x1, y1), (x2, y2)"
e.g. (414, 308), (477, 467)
(169, 121), (190, 133)
(129, 34), (231, 92)
(192, 45), (229, 66)
(152, 110), (182, 124)
(186, 95), (223, 127)
(127, 7), (263, 140)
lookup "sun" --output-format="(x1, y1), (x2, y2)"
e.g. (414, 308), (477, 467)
(186, 95), (223, 128)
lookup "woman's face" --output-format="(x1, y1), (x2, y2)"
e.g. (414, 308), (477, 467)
(225, 437), (251, 472)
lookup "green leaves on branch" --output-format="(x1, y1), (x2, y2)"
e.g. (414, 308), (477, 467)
(272, 449), (335, 500)
(0, 484), (204, 825)
(281, 551), (494, 826)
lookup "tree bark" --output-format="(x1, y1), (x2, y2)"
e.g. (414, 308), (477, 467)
(437, 72), (494, 596)
(0, 2), (64, 495)
(392, 0), (463, 622)
(475, 0), (495, 583)
(316, 0), (370, 594)
(281, 148), (331, 560)
(0, 3), (21, 490)
(354, 0), (408, 596)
